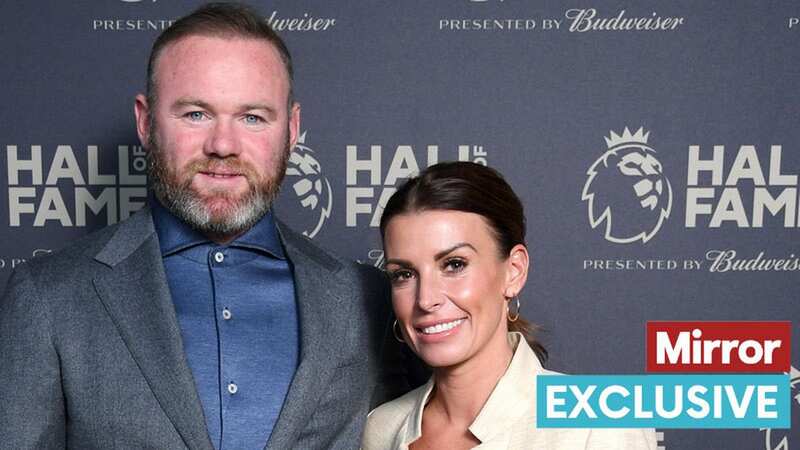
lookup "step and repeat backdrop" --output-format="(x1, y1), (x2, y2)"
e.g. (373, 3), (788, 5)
(0, 1), (797, 448)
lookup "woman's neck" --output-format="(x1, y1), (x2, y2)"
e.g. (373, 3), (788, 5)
(428, 331), (515, 428)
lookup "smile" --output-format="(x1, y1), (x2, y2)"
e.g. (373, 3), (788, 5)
(201, 172), (241, 178)
(419, 319), (465, 335)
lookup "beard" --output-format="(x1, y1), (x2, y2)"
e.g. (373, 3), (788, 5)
(146, 117), (290, 240)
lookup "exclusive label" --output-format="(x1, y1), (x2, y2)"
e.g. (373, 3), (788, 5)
(536, 374), (790, 429)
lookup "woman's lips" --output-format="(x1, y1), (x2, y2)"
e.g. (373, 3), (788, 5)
(413, 318), (467, 342)
(417, 318), (466, 334)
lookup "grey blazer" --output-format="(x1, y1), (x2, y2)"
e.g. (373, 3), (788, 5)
(0, 207), (412, 450)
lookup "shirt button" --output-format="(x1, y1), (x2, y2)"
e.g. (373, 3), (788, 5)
(222, 308), (232, 320)
(214, 251), (224, 263)
(227, 382), (238, 395)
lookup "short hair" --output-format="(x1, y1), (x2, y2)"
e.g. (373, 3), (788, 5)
(380, 161), (547, 362)
(146, 2), (294, 108)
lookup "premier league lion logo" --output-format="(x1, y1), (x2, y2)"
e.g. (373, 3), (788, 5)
(581, 127), (672, 244)
(282, 132), (332, 238)
(762, 365), (799, 450)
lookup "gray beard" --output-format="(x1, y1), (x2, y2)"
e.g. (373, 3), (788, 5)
(145, 120), (289, 240)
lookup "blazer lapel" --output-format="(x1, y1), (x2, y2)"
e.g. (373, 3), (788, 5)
(265, 223), (346, 450)
(92, 208), (213, 450)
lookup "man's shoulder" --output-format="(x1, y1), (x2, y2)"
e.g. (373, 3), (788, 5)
(276, 219), (385, 282)
(23, 222), (118, 275)
(14, 208), (151, 285)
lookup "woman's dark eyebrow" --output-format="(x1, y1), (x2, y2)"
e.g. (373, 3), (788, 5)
(384, 258), (412, 268)
(385, 243), (476, 268)
(434, 243), (476, 261)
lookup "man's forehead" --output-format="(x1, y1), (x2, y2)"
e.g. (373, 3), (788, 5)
(151, 34), (290, 106)
(159, 34), (280, 62)
(154, 34), (286, 80)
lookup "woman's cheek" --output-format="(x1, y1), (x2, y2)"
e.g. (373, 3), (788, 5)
(391, 289), (415, 319)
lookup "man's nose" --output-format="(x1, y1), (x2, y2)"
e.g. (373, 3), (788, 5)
(205, 118), (240, 158)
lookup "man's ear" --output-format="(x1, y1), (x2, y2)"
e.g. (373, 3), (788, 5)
(134, 94), (151, 147)
(288, 102), (301, 149)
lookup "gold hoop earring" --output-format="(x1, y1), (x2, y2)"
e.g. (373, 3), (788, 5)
(507, 296), (521, 322)
(392, 319), (405, 343)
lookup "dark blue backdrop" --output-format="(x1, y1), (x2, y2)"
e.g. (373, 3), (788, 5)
(0, 1), (797, 448)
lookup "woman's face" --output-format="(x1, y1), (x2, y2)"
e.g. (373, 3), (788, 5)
(383, 210), (527, 369)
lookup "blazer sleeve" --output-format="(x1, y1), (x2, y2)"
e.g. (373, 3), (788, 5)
(0, 264), (66, 449)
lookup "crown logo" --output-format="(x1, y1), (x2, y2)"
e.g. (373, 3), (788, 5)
(604, 127), (650, 148)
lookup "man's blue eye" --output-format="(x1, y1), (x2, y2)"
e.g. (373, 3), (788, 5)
(188, 111), (204, 121)
(244, 115), (262, 124)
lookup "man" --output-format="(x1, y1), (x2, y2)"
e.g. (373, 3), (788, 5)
(0, 3), (414, 449)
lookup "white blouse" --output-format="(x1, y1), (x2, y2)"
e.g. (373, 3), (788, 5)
(362, 332), (656, 450)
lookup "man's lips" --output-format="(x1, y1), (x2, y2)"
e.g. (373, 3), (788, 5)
(198, 170), (243, 178)
(194, 171), (248, 188)
(195, 170), (249, 184)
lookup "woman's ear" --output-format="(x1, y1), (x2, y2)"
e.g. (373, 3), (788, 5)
(504, 244), (529, 298)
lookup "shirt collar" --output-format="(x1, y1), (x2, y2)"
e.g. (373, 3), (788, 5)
(400, 332), (540, 447)
(468, 332), (539, 442)
(401, 378), (434, 447)
(149, 195), (286, 259)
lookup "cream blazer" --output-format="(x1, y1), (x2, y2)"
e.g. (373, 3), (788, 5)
(362, 333), (657, 450)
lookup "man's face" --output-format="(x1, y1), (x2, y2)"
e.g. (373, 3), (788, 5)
(135, 35), (300, 242)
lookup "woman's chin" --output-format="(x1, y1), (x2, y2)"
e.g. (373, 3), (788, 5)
(414, 343), (471, 369)
(409, 320), (472, 367)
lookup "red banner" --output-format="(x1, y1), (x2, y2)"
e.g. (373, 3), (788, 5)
(646, 321), (791, 373)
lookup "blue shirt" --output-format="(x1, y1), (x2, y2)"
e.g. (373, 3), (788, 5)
(150, 199), (299, 450)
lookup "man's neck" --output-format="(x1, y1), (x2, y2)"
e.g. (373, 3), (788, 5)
(203, 229), (247, 246)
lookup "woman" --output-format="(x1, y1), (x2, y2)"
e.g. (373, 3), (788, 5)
(362, 162), (655, 449)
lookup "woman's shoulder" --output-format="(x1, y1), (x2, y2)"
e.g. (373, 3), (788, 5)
(361, 383), (429, 450)
(367, 385), (422, 425)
